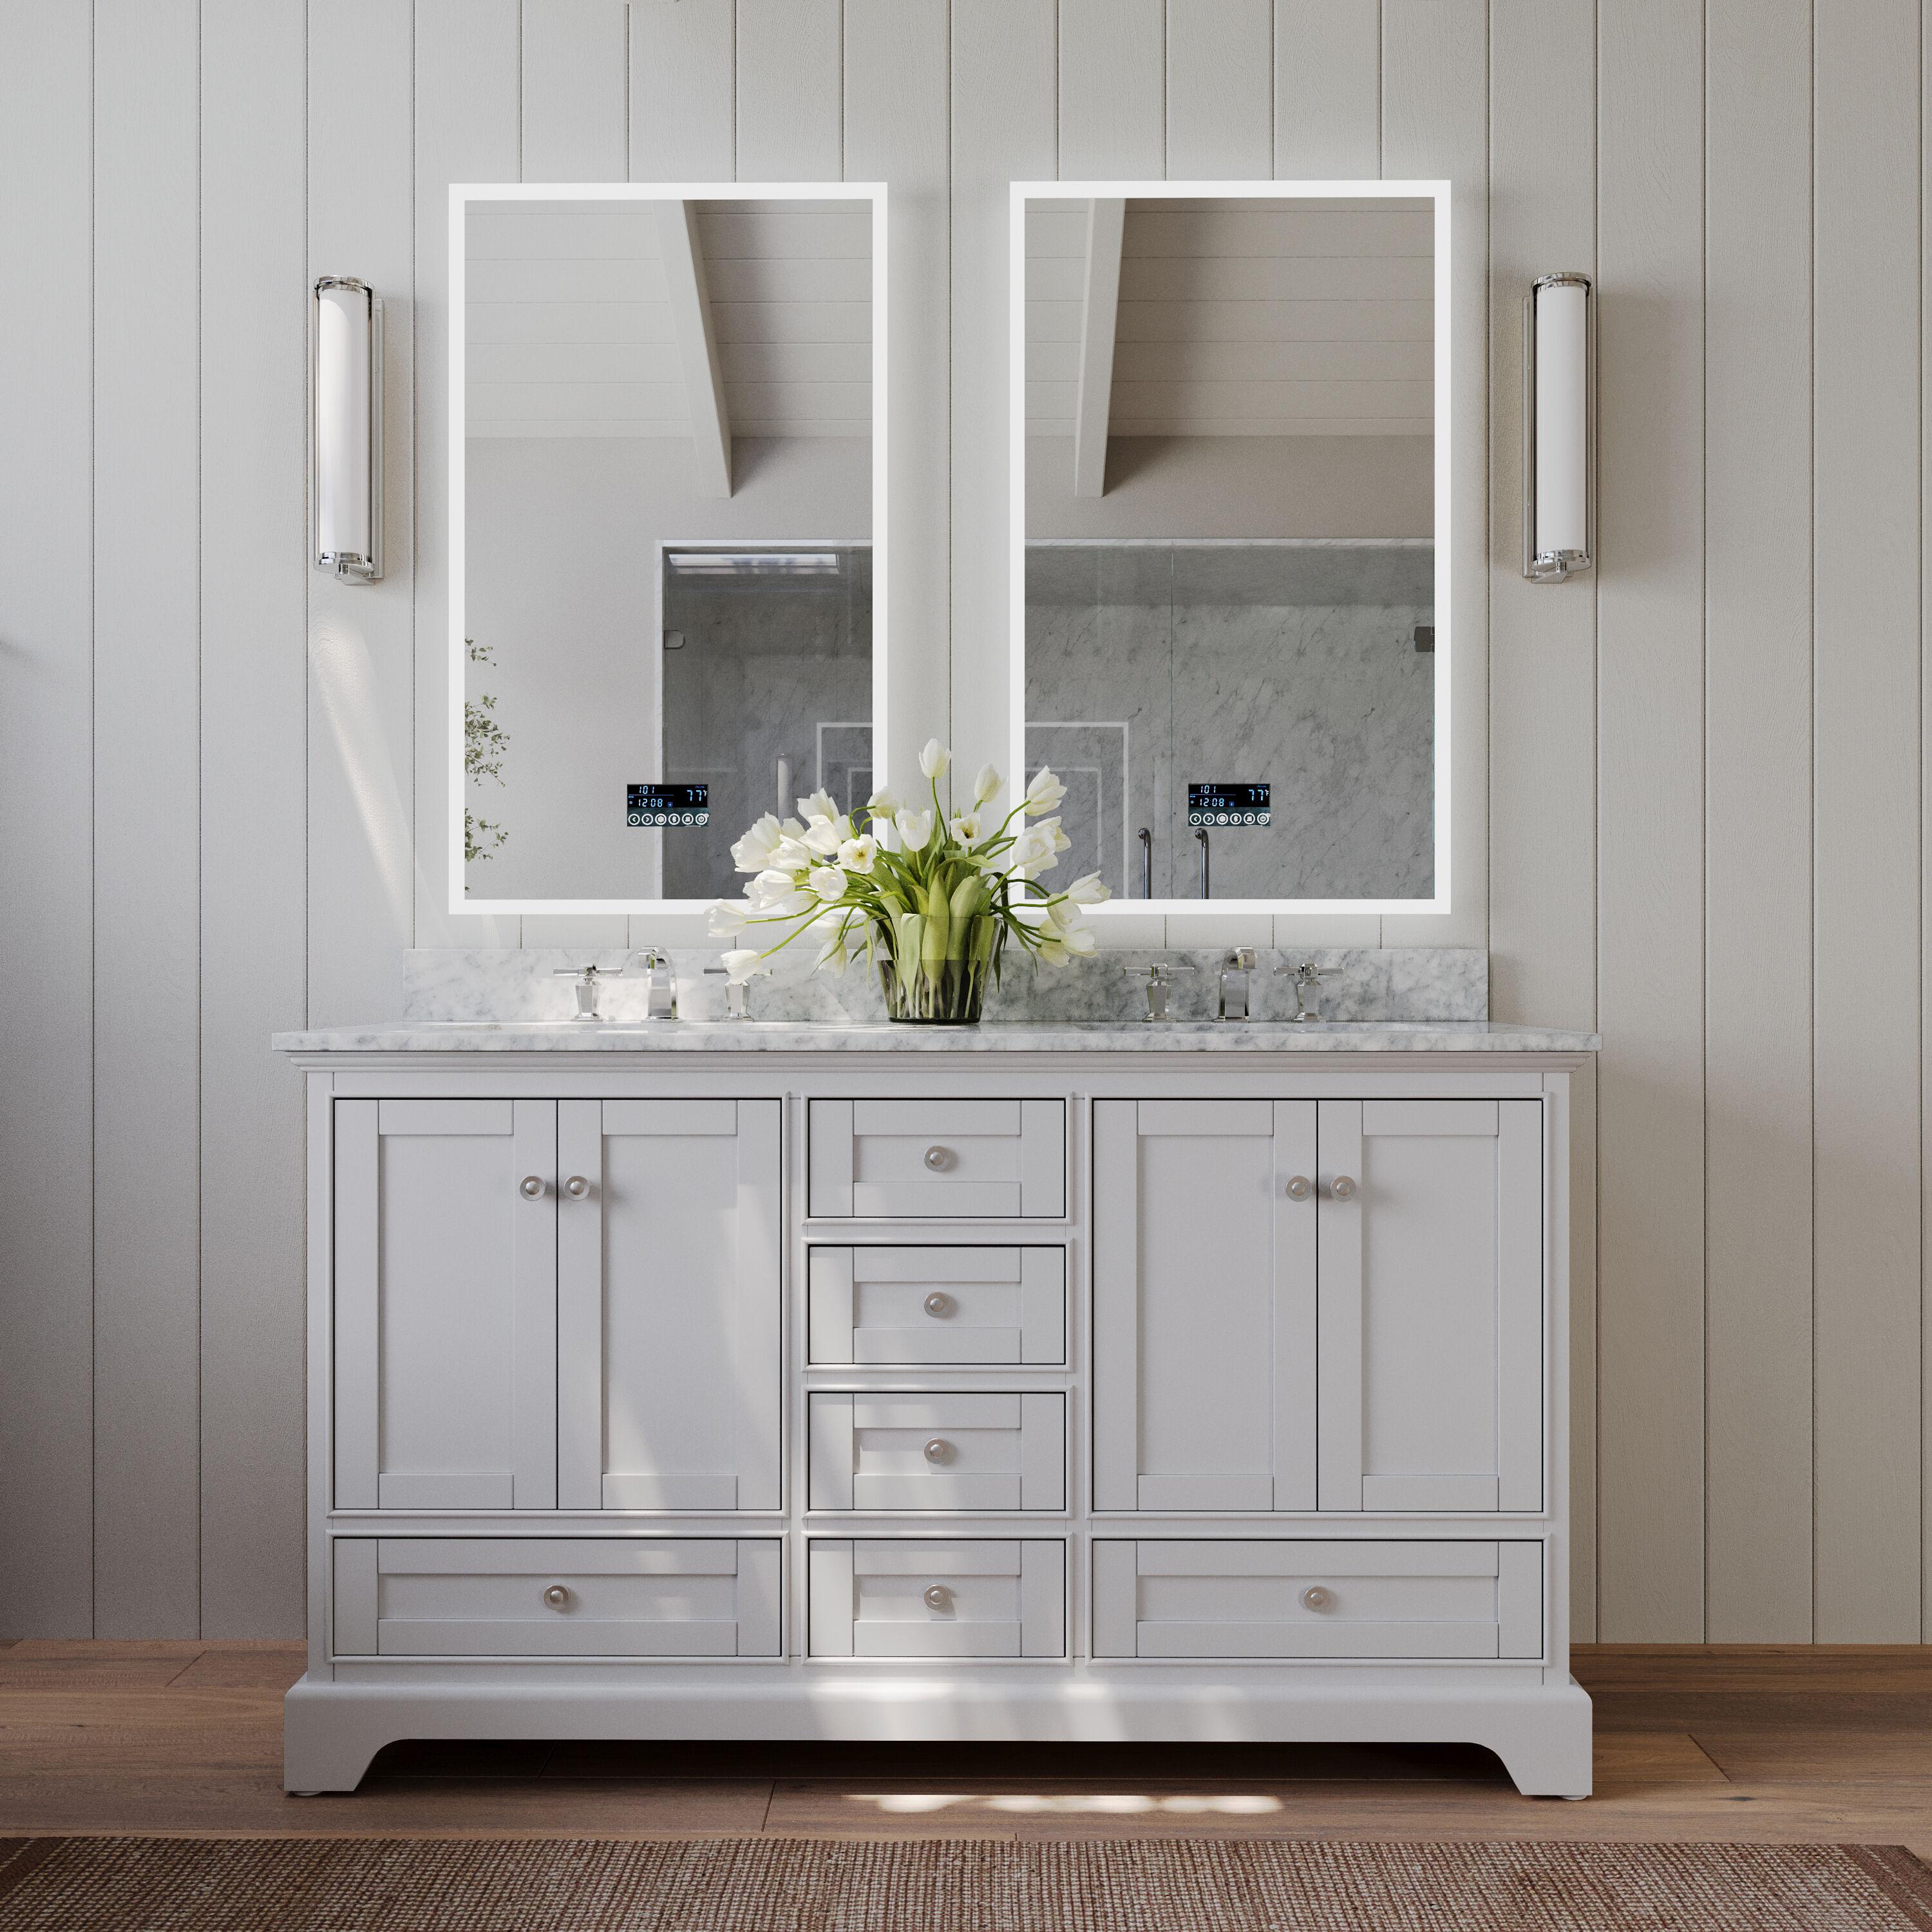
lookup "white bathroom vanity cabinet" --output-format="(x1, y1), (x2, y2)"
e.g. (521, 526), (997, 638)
(277, 1023), (1595, 1798)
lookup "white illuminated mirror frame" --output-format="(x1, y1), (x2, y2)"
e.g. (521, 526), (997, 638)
(447, 181), (888, 917)
(1009, 178), (1453, 918)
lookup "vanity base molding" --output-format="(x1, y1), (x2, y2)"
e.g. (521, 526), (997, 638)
(281, 1041), (1595, 1801)
(285, 1673), (1593, 1799)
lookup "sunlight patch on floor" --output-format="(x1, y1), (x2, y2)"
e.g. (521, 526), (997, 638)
(858, 1792), (1285, 1815)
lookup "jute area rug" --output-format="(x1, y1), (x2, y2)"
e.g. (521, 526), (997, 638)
(2, 1835), (1931, 1931)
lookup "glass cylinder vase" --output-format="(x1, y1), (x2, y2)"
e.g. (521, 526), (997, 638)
(876, 910), (1003, 1025)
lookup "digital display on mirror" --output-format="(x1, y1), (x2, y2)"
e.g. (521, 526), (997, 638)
(627, 782), (708, 828)
(1188, 783), (1271, 828)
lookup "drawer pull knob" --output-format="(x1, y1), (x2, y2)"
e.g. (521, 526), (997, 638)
(1285, 1175), (1312, 1202)
(543, 1584), (571, 1610)
(564, 1175), (590, 1200)
(1302, 1585), (1332, 1611)
(1330, 1175), (1358, 1201)
(923, 1584), (952, 1610)
(923, 1291), (955, 1318)
(519, 1175), (545, 1200)
(923, 1437), (954, 1464)
(923, 1145), (954, 1171)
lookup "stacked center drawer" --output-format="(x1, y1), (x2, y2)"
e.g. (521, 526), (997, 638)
(805, 1099), (1070, 1659)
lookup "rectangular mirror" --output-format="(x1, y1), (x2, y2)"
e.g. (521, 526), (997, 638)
(450, 184), (884, 912)
(1011, 182), (1449, 914)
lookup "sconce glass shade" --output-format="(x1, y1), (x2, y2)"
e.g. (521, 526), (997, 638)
(1523, 272), (1592, 583)
(313, 277), (383, 582)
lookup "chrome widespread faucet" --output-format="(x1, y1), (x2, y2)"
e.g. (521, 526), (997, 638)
(633, 949), (679, 1021)
(1217, 947), (1258, 1021)
(1274, 959), (1329, 1023)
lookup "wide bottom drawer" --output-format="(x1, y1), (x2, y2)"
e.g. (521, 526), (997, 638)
(332, 1538), (782, 1659)
(809, 1538), (1066, 1659)
(1092, 1540), (1543, 1660)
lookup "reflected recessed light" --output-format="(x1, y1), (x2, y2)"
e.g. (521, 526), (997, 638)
(666, 550), (842, 576)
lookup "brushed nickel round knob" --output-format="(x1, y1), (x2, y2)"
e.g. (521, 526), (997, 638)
(923, 1145), (954, 1171)
(1302, 1585), (1332, 1611)
(923, 1437), (954, 1464)
(923, 1291), (955, 1318)
(543, 1584), (571, 1609)
(923, 1584), (951, 1610)
(1330, 1175), (1358, 1201)
(1285, 1175), (1312, 1202)
(519, 1175), (544, 1200)
(564, 1175), (590, 1199)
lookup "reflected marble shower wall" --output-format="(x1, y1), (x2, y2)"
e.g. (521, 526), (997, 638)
(661, 549), (872, 900)
(1025, 542), (1434, 901)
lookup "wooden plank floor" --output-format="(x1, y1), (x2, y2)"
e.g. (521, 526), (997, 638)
(2, 1640), (1929, 1853)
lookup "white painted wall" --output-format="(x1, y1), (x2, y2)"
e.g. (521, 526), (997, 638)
(0, 0), (1921, 1649)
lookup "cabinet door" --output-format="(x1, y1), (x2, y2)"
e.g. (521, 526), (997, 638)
(558, 1099), (782, 1511)
(1317, 1099), (1542, 1512)
(1092, 1099), (1316, 1511)
(333, 1099), (557, 1511)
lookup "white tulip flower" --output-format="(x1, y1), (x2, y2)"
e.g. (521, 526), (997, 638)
(948, 810), (989, 847)
(1024, 767), (1068, 815)
(919, 738), (951, 781)
(720, 949), (773, 986)
(1010, 824), (1059, 871)
(895, 807), (936, 851)
(1065, 871), (1110, 905)
(797, 788), (839, 826)
(838, 833), (878, 873)
(706, 899), (750, 936)
(730, 812), (784, 873)
(866, 785), (902, 819)
(972, 763), (1003, 806)
(813, 918), (865, 976)
(1036, 936), (1070, 967)
(802, 816), (849, 855)
(1061, 927), (1097, 958)
(807, 864), (848, 902)
(746, 869), (813, 916)
(1048, 896), (1080, 932)
(769, 834), (815, 873)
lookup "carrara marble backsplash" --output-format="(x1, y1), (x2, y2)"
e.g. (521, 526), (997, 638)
(402, 947), (1487, 1028)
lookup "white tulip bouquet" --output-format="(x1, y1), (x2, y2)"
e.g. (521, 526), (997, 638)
(708, 738), (1111, 1022)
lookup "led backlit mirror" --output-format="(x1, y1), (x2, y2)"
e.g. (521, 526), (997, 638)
(450, 184), (884, 911)
(1012, 182), (1450, 913)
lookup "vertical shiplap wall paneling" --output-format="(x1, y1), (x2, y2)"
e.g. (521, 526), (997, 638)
(518, 0), (636, 953)
(1702, 0), (1815, 1643)
(1168, 0), (1272, 179)
(91, 0), (203, 1638)
(414, 1), (522, 954)
(1380, 0), (1486, 958)
(1059, 0), (1167, 178)
(630, 0), (735, 181)
(307, 3), (416, 1026)
(950, 1), (1056, 802)
(1812, 0), (1924, 1643)
(0, 0), (95, 1638)
(1273, 0), (1378, 178)
(197, 0), (309, 1638)
(846, 0), (952, 790)
(734, 0), (843, 183)
(1486, 0), (1598, 1640)
(1595, 0), (1707, 1642)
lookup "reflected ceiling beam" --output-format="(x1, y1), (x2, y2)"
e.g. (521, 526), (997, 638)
(654, 198), (733, 497)
(1072, 197), (1125, 497)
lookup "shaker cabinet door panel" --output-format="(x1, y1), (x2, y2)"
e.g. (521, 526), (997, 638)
(1092, 1099), (1317, 1513)
(558, 1099), (782, 1512)
(332, 1098), (558, 1511)
(1317, 1099), (1543, 1513)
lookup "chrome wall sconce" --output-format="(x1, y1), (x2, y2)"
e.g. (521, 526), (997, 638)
(313, 276), (384, 583)
(1522, 272), (1593, 583)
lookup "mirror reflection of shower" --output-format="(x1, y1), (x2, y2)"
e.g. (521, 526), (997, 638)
(658, 545), (873, 902)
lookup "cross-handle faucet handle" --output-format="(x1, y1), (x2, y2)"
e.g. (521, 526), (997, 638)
(1272, 958), (1330, 1022)
(1126, 960), (1195, 1022)
(553, 960), (616, 1021)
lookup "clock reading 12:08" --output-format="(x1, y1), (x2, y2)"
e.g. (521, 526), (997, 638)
(627, 782), (708, 828)
(1188, 782), (1271, 828)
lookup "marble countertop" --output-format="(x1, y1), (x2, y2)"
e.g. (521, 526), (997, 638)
(274, 1019), (1599, 1054)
